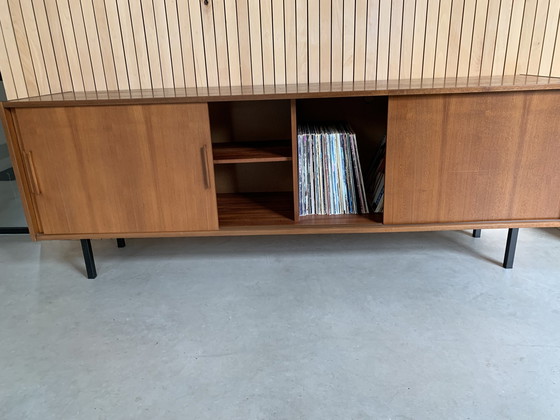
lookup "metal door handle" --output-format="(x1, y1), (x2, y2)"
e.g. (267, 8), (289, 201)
(201, 145), (212, 190)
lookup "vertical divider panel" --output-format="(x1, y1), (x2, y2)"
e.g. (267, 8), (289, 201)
(290, 99), (299, 222)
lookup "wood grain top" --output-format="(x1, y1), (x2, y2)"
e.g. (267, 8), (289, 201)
(4, 75), (560, 107)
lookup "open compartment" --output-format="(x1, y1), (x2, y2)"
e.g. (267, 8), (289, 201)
(209, 100), (292, 164)
(295, 96), (388, 224)
(209, 100), (295, 227)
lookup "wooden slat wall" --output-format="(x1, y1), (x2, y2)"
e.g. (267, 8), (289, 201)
(1, 0), (559, 100)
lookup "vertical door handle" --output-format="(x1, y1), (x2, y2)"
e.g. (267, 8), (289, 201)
(200, 145), (212, 190)
(25, 151), (41, 195)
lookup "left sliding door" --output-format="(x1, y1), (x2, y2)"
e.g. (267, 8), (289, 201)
(13, 103), (218, 235)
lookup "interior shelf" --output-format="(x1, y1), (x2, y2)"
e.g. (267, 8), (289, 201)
(212, 140), (292, 164)
(298, 213), (383, 225)
(217, 192), (295, 226)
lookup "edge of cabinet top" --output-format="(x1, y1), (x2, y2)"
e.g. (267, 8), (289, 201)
(4, 75), (560, 108)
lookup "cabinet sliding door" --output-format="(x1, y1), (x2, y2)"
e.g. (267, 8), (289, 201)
(14, 104), (218, 235)
(385, 92), (560, 224)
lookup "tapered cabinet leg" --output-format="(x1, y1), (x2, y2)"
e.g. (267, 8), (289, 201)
(117, 238), (126, 248)
(473, 229), (481, 238)
(503, 228), (519, 269)
(80, 239), (97, 279)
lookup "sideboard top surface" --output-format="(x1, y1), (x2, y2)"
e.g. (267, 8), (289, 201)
(4, 75), (560, 108)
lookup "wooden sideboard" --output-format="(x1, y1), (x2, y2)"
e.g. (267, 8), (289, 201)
(3, 77), (560, 277)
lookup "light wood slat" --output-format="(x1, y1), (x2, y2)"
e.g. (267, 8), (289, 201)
(211, 0), (230, 87)
(354, 0), (368, 83)
(164, 0), (185, 89)
(247, 0), (263, 86)
(479, 0), (502, 78)
(308, 0), (320, 83)
(399, 0), (415, 82)
(0, 1), (27, 98)
(456, 0), (476, 77)
(0, 18), (18, 98)
(444, 0), (464, 80)
(272, 0), (285, 85)
(539, 0), (560, 76)
(422, 0), (439, 80)
(151, 0), (174, 88)
(57, 0), (88, 92)
(433, 0), (451, 78)
(527, 0), (551, 75)
(187, 0), (209, 88)
(342, 0), (356, 82)
(503, 0), (526, 76)
(410, 0), (428, 80)
(284, 0), (297, 85)
(115, 0), (141, 90)
(176, 0), (197, 88)
(260, 0), (274, 85)
(388, 0), (403, 80)
(18, 0), (49, 94)
(79, 0), (108, 91)
(7, 0), (39, 96)
(491, 0), (514, 77)
(236, 0), (253, 86)
(66, 0), (96, 92)
(29, 0), (61, 93)
(468, 0), (490, 79)
(551, 9), (560, 77)
(92, 0), (119, 90)
(103, 0), (131, 90)
(377, 0), (391, 81)
(127, 0), (152, 89)
(320, 0), (332, 84)
(515, 0), (538, 76)
(331, 0), (344, 82)
(141, 0), (164, 89)
(224, 0), (241, 87)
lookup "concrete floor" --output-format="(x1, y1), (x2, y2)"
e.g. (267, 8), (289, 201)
(1, 228), (559, 419)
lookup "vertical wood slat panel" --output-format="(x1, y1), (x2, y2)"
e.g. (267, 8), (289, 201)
(2, 0), (560, 100)
(0, 16), (18, 98)
(260, 0), (274, 85)
(66, 0), (96, 92)
(164, 0), (185, 89)
(342, 0), (356, 82)
(319, 0), (331, 84)
(296, 0), (307, 84)
(248, 0), (263, 86)
(308, 0), (320, 84)
(284, 0), (297, 85)
(212, 0), (230, 88)
(237, 0), (253, 87)
(29, 0), (61, 93)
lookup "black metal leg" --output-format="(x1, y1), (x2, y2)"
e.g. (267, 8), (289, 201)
(80, 239), (97, 279)
(117, 238), (126, 248)
(473, 229), (481, 238)
(503, 228), (519, 269)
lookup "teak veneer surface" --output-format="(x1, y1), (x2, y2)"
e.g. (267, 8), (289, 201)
(385, 91), (560, 224)
(5, 76), (560, 108)
(13, 104), (219, 234)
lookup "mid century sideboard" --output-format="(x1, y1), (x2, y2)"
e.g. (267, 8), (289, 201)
(2, 77), (560, 277)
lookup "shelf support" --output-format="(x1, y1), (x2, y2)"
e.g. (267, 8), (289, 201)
(503, 228), (519, 269)
(117, 238), (126, 248)
(472, 229), (481, 238)
(80, 239), (97, 279)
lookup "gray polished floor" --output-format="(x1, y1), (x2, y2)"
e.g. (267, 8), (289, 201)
(1, 228), (559, 419)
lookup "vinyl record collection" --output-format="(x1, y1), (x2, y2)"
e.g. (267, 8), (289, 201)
(365, 136), (386, 213)
(297, 123), (369, 216)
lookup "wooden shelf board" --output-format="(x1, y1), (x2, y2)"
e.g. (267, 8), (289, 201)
(217, 192), (295, 227)
(212, 140), (292, 164)
(298, 213), (383, 225)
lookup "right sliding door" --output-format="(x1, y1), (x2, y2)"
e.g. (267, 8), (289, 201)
(384, 91), (560, 224)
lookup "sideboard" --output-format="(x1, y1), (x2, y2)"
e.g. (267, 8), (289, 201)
(2, 76), (560, 278)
